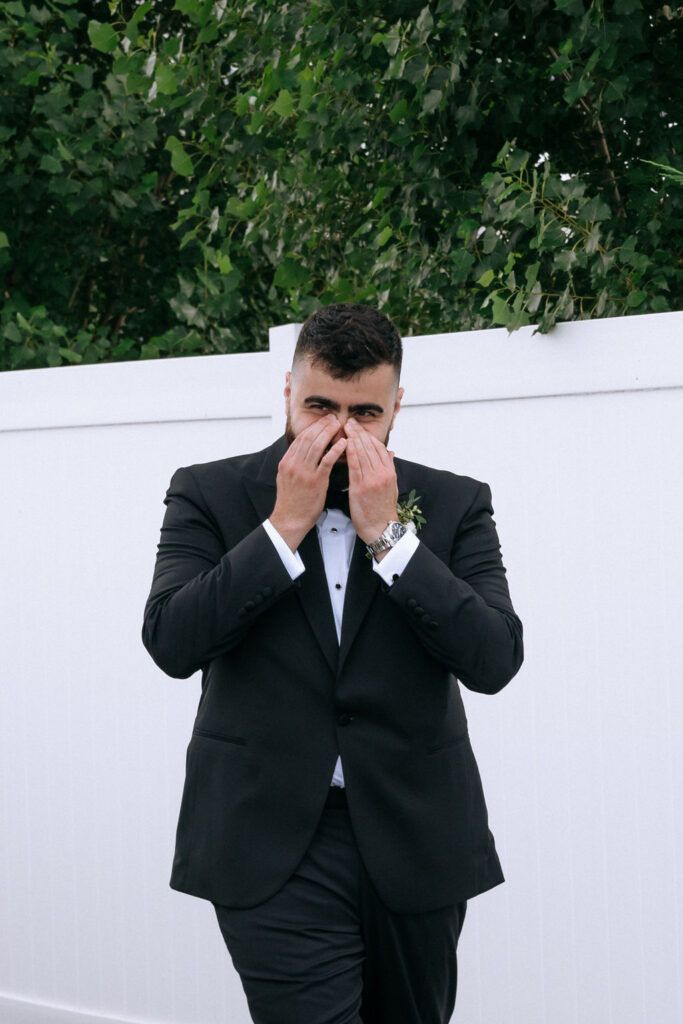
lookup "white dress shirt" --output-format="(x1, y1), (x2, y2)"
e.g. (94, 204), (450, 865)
(262, 511), (419, 786)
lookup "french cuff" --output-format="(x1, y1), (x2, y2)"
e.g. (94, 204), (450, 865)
(372, 529), (420, 586)
(263, 519), (305, 580)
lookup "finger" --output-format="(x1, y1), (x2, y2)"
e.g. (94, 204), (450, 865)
(296, 416), (342, 464)
(348, 428), (378, 476)
(285, 417), (329, 456)
(363, 431), (394, 468)
(319, 437), (347, 474)
(346, 434), (362, 484)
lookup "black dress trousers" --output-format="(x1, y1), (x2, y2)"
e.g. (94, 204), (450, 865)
(213, 793), (467, 1024)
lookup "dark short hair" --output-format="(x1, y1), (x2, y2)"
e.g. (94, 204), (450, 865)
(293, 303), (402, 380)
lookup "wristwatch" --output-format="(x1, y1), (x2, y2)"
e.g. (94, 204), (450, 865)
(366, 520), (408, 558)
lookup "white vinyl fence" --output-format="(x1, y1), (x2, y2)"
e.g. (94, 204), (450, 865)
(1, 311), (682, 1024)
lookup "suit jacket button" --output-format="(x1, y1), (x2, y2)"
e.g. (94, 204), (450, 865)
(337, 713), (352, 726)
(262, 587), (273, 598)
(407, 598), (417, 609)
(238, 607), (246, 616)
(428, 620), (439, 629)
(245, 600), (255, 611)
(414, 605), (424, 616)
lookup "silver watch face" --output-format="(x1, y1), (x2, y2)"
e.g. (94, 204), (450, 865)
(386, 521), (406, 543)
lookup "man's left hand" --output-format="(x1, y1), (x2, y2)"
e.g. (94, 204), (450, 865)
(346, 418), (398, 548)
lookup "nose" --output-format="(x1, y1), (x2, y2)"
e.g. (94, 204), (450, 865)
(331, 413), (353, 438)
(337, 413), (357, 430)
(331, 424), (346, 447)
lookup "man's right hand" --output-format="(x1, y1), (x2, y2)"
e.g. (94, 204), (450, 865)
(269, 416), (347, 552)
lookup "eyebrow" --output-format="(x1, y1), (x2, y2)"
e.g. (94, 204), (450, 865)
(303, 395), (385, 415)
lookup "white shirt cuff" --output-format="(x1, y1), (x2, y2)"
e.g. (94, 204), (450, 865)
(263, 519), (306, 580)
(371, 529), (420, 585)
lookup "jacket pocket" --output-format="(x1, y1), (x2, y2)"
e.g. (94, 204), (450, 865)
(426, 732), (469, 755)
(192, 726), (246, 746)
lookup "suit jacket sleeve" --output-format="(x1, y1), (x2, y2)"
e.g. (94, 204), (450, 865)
(142, 466), (295, 679)
(387, 481), (523, 695)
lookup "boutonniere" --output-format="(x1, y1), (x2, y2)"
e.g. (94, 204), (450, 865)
(397, 490), (426, 534)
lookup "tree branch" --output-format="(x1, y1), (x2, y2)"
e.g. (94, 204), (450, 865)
(548, 46), (626, 219)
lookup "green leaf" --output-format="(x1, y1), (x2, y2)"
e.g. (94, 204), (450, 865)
(490, 294), (511, 326)
(640, 159), (683, 185)
(389, 99), (409, 124)
(564, 78), (591, 105)
(139, 342), (160, 359)
(482, 226), (499, 255)
(274, 259), (309, 289)
(382, 31), (401, 56)
(87, 19), (118, 53)
(124, 1), (152, 44)
(164, 136), (194, 177)
(626, 290), (647, 308)
(477, 268), (495, 288)
(582, 197), (612, 222)
(58, 347), (83, 364)
(416, 7), (434, 34)
(273, 90), (295, 117)
(604, 76), (629, 103)
(371, 187), (388, 209)
(0, 232), (9, 249)
(39, 153), (63, 174)
(422, 89), (442, 115)
(3, 322), (22, 343)
(155, 65), (178, 95)
(526, 280), (543, 314)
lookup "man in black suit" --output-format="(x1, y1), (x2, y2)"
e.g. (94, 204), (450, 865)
(142, 303), (523, 1024)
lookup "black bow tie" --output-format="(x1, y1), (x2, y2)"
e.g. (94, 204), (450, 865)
(325, 488), (350, 517)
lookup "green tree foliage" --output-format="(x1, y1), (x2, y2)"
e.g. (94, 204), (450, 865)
(1, 0), (681, 370)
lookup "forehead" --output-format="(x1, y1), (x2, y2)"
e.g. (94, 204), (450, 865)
(290, 358), (398, 406)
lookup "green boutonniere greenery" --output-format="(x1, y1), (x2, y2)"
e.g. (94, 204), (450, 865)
(397, 490), (426, 534)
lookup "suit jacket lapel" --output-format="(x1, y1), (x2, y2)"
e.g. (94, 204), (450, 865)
(242, 438), (339, 675)
(395, 458), (410, 508)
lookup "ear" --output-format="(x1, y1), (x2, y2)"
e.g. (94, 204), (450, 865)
(284, 371), (291, 414)
(390, 386), (404, 430)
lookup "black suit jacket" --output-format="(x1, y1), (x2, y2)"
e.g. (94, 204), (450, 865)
(142, 437), (523, 913)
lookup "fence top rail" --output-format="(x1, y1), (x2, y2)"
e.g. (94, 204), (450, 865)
(1, 311), (681, 433)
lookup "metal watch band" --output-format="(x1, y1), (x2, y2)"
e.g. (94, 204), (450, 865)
(366, 520), (407, 557)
